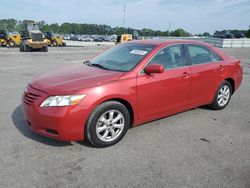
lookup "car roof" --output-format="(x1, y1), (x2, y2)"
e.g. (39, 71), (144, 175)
(129, 39), (210, 47)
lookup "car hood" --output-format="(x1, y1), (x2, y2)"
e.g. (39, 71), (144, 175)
(29, 64), (124, 95)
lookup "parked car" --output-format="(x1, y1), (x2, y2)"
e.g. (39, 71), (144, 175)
(234, 33), (245, 39)
(110, 34), (117, 42)
(213, 31), (234, 39)
(224, 33), (234, 39)
(93, 37), (105, 42)
(82, 37), (94, 42)
(70, 36), (78, 41)
(22, 40), (243, 147)
(63, 34), (71, 40)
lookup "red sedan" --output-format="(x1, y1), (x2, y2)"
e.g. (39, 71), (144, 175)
(22, 40), (243, 147)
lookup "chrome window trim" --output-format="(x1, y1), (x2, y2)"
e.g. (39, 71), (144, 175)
(188, 60), (224, 67)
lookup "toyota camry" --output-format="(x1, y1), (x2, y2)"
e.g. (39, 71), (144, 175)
(22, 40), (243, 147)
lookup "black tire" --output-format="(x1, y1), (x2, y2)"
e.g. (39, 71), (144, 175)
(23, 45), (30, 52)
(86, 101), (130, 147)
(8, 39), (16, 47)
(22, 45), (27, 52)
(26, 45), (30, 52)
(52, 40), (58, 47)
(48, 40), (52, 46)
(209, 80), (232, 110)
(41, 46), (48, 52)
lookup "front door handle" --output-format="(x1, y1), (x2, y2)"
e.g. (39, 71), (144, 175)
(218, 65), (224, 71)
(182, 72), (190, 78)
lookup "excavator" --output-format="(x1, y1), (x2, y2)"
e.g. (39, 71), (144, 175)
(0, 30), (21, 47)
(44, 31), (66, 47)
(19, 21), (48, 52)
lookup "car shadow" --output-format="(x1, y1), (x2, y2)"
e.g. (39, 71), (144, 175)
(11, 104), (213, 148)
(198, 105), (212, 111)
(11, 105), (73, 147)
(76, 141), (96, 148)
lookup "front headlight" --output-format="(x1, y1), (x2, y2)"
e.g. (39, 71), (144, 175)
(40, 94), (86, 107)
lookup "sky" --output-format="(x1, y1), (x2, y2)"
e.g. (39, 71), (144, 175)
(1, 0), (250, 34)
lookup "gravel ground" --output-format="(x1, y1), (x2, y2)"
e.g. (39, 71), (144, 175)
(0, 47), (249, 188)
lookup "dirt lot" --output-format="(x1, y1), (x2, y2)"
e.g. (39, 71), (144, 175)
(0, 47), (249, 188)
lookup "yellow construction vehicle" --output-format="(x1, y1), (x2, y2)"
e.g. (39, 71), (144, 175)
(0, 30), (21, 47)
(44, 32), (66, 47)
(19, 21), (48, 52)
(116, 34), (133, 44)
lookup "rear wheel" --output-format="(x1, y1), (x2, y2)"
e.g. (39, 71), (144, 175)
(8, 39), (16, 47)
(52, 40), (58, 47)
(209, 80), (232, 110)
(86, 101), (130, 147)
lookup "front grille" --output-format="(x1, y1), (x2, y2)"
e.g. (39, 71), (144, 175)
(23, 92), (40, 105)
(31, 33), (43, 41)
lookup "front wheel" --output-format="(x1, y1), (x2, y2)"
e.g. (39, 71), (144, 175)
(41, 46), (48, 52)
(209, 80), (232, 110)
(86, 101), (130, 147)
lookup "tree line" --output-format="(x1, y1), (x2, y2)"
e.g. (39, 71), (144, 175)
(0, 18), (190, 36)
(0, 18), (249, 37)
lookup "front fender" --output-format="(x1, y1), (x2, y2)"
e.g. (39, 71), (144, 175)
(79, 78), (138, 126)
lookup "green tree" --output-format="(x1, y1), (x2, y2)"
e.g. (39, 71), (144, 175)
(0, 18), (194, 37)
(0, 19), (17, 31)
(171, 28), (190, 37)
(202, 32), (210, 37)
(246, 29), (250, 38)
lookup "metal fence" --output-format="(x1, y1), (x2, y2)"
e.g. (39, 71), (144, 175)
(63, 38), (250, 48)
(158, 37), (250, 48)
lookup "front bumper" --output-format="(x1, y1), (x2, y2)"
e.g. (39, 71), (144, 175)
(21, 85), (89, 141)
(27, 41), (47, 49)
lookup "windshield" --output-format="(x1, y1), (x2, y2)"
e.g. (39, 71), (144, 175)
(90, 43), (156, 72)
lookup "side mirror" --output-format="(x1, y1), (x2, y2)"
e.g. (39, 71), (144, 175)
(144, 64), (164, 74)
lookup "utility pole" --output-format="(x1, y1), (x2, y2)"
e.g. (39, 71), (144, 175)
(168, 20), (171, 33)
(123, 2), (126, 28)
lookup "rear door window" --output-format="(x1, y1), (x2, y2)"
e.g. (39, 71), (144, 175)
(187, 44), (222, 65)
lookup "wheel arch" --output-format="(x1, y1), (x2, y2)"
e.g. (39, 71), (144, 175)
(103, 98), (134, 128)
(225, 78), (235, 94)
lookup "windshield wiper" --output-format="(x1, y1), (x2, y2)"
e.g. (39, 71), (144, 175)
(91, 63), (110, 70)
(83, 60), (92, 66)
(83, 60), (109, 70)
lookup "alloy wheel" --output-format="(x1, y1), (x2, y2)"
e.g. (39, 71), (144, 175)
(217, 85), (230, 107)
(96, 110), (125, 142)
